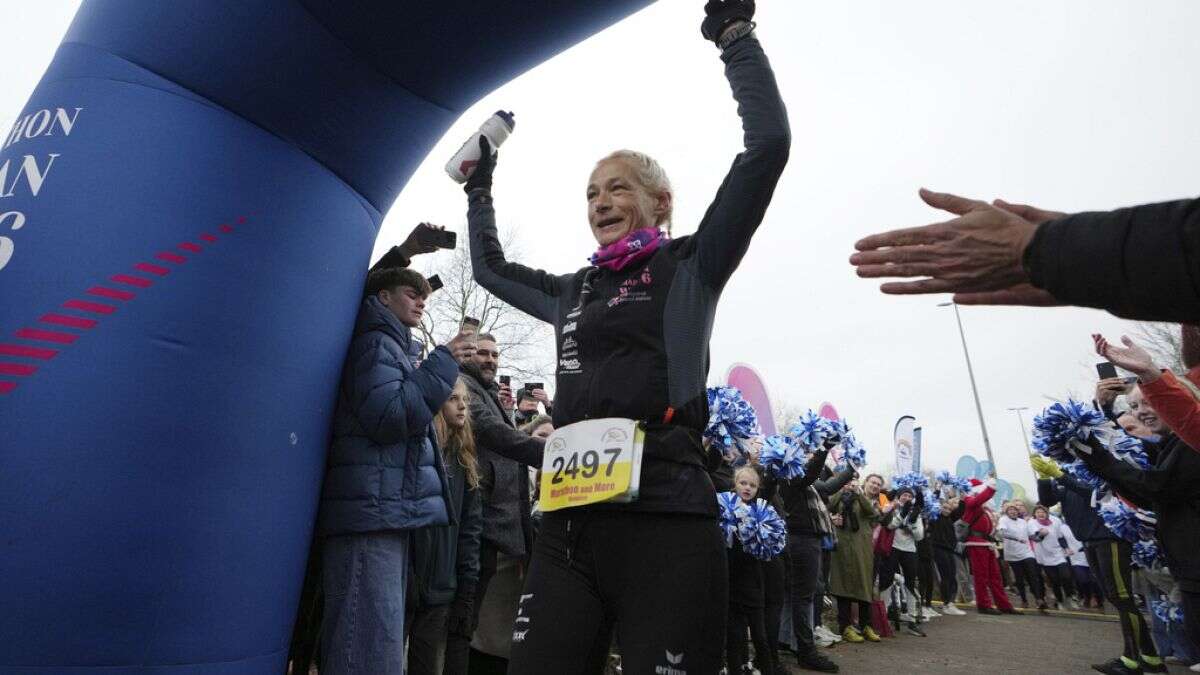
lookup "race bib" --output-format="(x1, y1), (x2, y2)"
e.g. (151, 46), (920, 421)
(539, 418), (644, 512)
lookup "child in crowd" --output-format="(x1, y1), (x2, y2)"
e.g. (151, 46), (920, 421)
(726, 465), (777, 675)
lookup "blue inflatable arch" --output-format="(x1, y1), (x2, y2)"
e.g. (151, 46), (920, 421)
(0, 1), (651, 671)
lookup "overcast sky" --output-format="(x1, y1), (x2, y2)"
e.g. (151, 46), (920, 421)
(6, 1), (1198, 494)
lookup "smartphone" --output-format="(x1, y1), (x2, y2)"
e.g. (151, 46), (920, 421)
(461, 316), (481, 334)
(499, 375), (511, 386)
(524, 382), (544, 393)
(1096, 361), (1119, 380)
(417, 223), (457, 250)
(427, 274), (443, 292)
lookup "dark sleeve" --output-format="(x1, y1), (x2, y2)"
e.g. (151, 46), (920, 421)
(455, 485), (483, 596)
(369, 245), (410, 272)
(791, 449), (829, 490)
(466, 190), (562, 324)
(1024, 198), (1200, 321)
(686, 35), (791, 290)
(346, 337), (458, 445)
(814, 465), (857, 497)
(1037, 478), (1063, 508)
(467, 394), (544, 467)
(1079, 444), (1159, 508)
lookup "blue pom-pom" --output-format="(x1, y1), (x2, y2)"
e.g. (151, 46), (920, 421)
(837, 428), (867, 470)
(1131, 540), (1160, 569)
(789, 411), (835, 451)
(1032, 400), (1107, 463)
(1098, 499), (1157, 542)
(717, 491), (746, 548)
(738, 498), (788, 561)
(934, 470), (971, 494)
(892, 471), (930, 492)
(1060, 461), (1106, 491)
(1151, 597), (1185, 624)
(921, 488), (942, 521)
(705, 386), (762, 462)
(761, 434), (809, 481)
(1110, 432), (1152, 470)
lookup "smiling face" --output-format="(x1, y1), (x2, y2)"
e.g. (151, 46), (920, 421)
(1127, 389), (1166, 435)
(864, 474), (884, 498)
(1033, 506), (1048, 520)
(586, 158), (671, 246)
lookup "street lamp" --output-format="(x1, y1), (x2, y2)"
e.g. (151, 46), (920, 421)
(1008, 406), (1032, 455)
(938, 301), (997, 478)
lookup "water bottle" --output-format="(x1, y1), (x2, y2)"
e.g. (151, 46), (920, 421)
(445, 110), (515, 183)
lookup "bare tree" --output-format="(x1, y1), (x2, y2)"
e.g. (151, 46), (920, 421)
(416, 228), (555, 383)
(1131, 322), (1186, 373)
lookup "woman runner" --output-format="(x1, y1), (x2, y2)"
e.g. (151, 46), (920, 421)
(463, 2), (790, 671)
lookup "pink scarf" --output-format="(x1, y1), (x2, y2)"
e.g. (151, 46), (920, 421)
(589, 227), (665, 272)
(1036, 517), (1052, 527)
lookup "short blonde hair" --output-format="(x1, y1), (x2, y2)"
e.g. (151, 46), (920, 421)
(597, 150), (673, 230)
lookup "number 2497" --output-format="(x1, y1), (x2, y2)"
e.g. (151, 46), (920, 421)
(550, 448), (621, 484)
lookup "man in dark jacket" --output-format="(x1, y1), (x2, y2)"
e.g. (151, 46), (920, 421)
(850, 189), (1200, 322)
(778, 447), (854, 673)
(446, 332), (544, 672)
(316, 268), (473, 675)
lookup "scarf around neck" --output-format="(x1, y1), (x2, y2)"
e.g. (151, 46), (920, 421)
(589, 227), (665, 272)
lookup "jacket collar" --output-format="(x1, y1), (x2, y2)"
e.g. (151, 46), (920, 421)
(357, 296), (423, 365)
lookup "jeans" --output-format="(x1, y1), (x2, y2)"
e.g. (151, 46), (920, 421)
(321, 532), (410, 675)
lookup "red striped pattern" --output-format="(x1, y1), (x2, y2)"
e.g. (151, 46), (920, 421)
(111, 274), (152, 288)
(2, 214), (245, 397)
(88, 286), (135, 301)
(0, 363), (37, 376)
(16, 328), (79, 344)
(63, 299), (117, 314)
(40, 314), (97, 329)
(0, 344), (57, 359)
(135, 262), (170, 276)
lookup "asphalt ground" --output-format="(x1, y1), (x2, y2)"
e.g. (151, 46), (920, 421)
(786, 603), (1192, 674)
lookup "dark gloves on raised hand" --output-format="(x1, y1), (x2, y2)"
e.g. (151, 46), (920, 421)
(701, 0), (755, 42)
(464, 136), (496, 194)
(447, 590), (476, 637)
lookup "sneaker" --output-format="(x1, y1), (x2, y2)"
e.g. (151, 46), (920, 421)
(1140, 659), (1167, 674)
(898, 612), (914, 623)
(797, 651), (840, 673)
(815, 625), (843, 643)
(904, 622), (927, 638)
(1091, 658), (1143, 675)
(1189, 662), (1200, 673)
(861, 627), (882, 643)
(941, 603), (967, 616)
(841, 626), (864, 644)
(814, 632), (836, 649)
(924, 606), (941, 618)
(1071, 597), (1083, 610)
(978, 607), (1002, 615)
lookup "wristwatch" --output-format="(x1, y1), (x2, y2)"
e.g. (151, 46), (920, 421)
(717, 20), (756, 51)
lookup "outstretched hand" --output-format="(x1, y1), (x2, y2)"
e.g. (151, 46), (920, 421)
(1093, 333), (1160, 383)
(399, 222), (446, 258)
(851, 188), (1049, 302)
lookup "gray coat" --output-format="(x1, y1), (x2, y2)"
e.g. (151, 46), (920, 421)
(461, 365), (544, 557)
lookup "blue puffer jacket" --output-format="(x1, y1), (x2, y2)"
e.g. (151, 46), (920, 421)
(317, 296), (459, 537)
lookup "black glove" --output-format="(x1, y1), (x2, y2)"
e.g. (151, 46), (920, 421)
(701, 0), (755, 42)
(447, 590), (476, 637)
(464, 136), (496, 194)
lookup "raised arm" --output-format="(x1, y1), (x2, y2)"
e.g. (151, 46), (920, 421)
(346, 333), (459, 445)
(466, 388), (545, 467)
(464, 138), (562, 324)
(689, 31), (791, 289)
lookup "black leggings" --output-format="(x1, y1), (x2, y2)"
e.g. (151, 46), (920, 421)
(1040, 562), (1073, 605)
(1088, 541), (1158, 663)
(727, 604), (772, 673)
(761, 554), (785, 666)
(836, 596), (871, 632)
(917, 540), (935, 607)
(1008, 558), (1044, 604)
(507, 511), (727, 675)
(932, 546), (958, 605)
(878, 550), (919, 598)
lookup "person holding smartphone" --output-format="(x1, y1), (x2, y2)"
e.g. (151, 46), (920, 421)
(461, 2), (789, 671)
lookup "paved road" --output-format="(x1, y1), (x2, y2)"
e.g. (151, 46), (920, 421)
(787, 606), (1190, 674)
